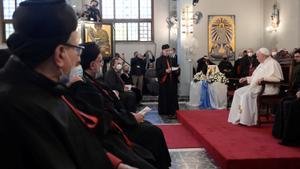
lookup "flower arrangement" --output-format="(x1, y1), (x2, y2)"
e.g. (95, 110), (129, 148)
(207, 72), (229, 84)
(193, 71), (207, 82)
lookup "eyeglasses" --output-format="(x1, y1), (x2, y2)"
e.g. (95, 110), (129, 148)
(63, 43), (85, 56)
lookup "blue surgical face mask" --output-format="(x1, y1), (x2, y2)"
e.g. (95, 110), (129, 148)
(70, 65), (83, 78)
(58, 65), (83, 85)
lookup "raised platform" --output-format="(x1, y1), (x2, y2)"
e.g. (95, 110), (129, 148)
(177, 110), (300, 169)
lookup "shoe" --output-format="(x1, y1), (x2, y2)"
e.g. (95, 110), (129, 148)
(168, 115), (177, 119)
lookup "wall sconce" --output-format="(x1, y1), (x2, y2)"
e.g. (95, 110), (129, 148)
(266, 1), (280, 32)
(181, 6), (194, 35)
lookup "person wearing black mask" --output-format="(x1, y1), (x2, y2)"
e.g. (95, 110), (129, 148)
(0, 0), (115, 168)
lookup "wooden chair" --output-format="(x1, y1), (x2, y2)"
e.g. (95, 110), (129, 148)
(256, 62), (293, 126)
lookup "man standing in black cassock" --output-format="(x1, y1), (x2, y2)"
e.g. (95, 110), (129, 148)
(156, 44), (179, 118)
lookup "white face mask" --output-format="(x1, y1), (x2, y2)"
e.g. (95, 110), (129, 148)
(58, 65), (83, 85)
(95, 66), (103, 79)
(272, 52), (277, 56)
(70, 65), (83, 79)
(116, 64), (122, 71)
(247, 53), (253, 57)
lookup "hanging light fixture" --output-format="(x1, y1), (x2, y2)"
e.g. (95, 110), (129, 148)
(266, 1), (280, 32)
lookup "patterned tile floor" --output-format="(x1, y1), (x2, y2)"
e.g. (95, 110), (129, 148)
(141, 100), (218, 169)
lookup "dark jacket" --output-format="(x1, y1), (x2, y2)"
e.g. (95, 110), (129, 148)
(239, 55), (259, 77)
(292, 62), (300, 90)
(104, 68), (124, 92)
(130, 57), (146, 76)
(0, 56), (113, 169)
(196, 58), (215, 75)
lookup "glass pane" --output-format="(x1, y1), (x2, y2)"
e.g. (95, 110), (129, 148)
(128, 23), (138, 41)
(115, 0), (138, 19)
(139, 22), (151, 41)
(17, 0), (25, 6)
(5, 23), (14, 40)
(102, 0), (114, 19)
(140, 0), (151, 19)
(3, 0), (15, 19)
(115, 23), (127, 41)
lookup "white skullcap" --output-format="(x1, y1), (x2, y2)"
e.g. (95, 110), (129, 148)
(257, 48), (270, 56)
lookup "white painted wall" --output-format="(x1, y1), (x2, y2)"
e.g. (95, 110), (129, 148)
(263, 0), (300, 51)
(192, 0), (264, 62)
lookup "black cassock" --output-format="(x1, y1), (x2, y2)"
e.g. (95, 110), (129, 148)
(0, 57), (113, 169)
(69, 73), (171, 169)
(156, 55), (179, 116)
(218, 59), (234, 78)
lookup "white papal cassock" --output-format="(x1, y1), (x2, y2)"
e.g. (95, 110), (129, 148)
(228, 57), (283, 126)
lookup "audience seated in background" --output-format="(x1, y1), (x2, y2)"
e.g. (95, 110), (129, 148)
(273, 49), (300, 146)
(105, 57), (137, 113)
(228, 48), (283, 126)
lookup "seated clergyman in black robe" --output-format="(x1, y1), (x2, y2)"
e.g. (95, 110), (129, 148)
(0, 1), (115, 168)
(69, 42), (171, 169)
(273, 49), (300, 146)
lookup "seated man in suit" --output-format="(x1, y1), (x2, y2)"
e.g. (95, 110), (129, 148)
(105, 57), (137, 112)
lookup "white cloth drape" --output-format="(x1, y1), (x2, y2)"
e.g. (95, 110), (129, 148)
(188, 81), (202, 107)
(188, 81), (227, 109)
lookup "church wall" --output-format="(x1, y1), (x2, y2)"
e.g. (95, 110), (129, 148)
(263, 0), (300, 51)
(192, 0), (264, 62)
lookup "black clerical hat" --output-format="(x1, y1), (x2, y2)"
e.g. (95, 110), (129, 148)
(80, 42), (100, 70)
(162, 44), (170, 50)
(7, 0), (77, 67)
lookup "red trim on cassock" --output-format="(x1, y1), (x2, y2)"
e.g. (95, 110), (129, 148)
(106, 152), (123, 169)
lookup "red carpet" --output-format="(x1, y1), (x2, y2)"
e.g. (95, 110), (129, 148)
(158, 124), (202, 149)
(177, 110), (300, 169)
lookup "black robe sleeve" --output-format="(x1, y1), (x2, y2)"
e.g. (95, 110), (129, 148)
(156, 56), (167, 82)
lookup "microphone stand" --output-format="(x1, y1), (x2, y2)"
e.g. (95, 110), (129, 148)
(117, 55), (131, 67)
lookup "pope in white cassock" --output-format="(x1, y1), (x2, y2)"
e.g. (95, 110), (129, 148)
(228, 48), (283, 126)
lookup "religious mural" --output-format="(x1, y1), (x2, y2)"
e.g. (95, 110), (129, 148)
(208, 15), (236, 61)
(77, 21), (113, 57)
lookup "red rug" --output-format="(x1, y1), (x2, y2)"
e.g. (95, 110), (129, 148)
(177, 110), (300, 169)
(158, 124), (202, 149)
